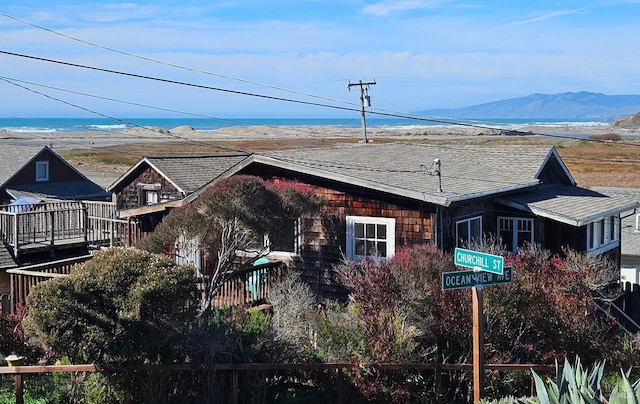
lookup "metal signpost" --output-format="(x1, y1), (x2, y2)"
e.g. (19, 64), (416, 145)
(444, 248), (512, 403)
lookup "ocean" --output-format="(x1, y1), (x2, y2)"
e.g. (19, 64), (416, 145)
(0, 116), (611, 133)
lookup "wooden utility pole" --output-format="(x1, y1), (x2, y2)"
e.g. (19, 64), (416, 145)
(472, 284), (485, 403)
(347, 79), (376, 143)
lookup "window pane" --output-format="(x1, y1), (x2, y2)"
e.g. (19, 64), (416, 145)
(377, 224), (387, 239)
(355, 223), (364, 238)
(356, 240), (365, 256)
(366, 240), (375, 256)
(500, 229), (514, 252)
(270, 218), (295, 252)
(457, 222), (469, 247)
(366, 223), (376, 238)
(378, 242), (387, 257)
(470, 218), (481, 244)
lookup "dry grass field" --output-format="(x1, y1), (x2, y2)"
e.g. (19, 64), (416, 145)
(58, 135), (640, 190)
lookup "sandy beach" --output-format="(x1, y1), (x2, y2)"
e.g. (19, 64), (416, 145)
(2, 122), (638, 149)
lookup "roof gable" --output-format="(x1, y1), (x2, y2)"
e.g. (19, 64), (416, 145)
(108, 153), (252, 195)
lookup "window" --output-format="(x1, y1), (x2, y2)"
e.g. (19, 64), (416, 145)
(266, 218), (300, 254)
(498, 217), (534, 253)
(144, 190), (158, 205)
(587, 216), (620, 254)
(456, 216), (482, 248)
(35, 161), (49, 182)
(346, 216), (395, 260)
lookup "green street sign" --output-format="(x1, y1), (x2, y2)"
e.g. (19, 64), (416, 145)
(442, 267), (512, 291)
(454, 248), (504, 275)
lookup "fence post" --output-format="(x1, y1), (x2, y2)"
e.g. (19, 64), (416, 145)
(5, 355), (25, 404)
(435, 366), (442, 404)
(232, 370), (239, 404)
(336, 367), (344, 404)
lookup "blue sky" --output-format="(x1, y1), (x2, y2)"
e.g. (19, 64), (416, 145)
(1, 1), (640, 118)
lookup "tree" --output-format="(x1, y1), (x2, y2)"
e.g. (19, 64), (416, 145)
(24, 248), (199, 364)
(140, 175), (323, 318)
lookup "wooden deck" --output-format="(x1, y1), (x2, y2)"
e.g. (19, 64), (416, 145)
(0, 201), (132, 258)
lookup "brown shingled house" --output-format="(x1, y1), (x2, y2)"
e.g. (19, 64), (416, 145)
(110, 143), (640, 299)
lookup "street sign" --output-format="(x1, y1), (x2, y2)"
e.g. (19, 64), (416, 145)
(454, 248), (504, 275)
(442, 267), (512, 291)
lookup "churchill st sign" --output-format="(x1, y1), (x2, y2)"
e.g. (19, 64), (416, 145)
(454, 247), (504, 275)
(442, 266), (512, 291)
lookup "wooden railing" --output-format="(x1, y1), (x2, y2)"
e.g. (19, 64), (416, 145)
(5, 255), (92, 314)
(0, 201), (131, 257)
(0, 361), (619, 404)
(212, 261), (284, 308)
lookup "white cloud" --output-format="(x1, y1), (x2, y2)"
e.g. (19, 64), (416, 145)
(507, 8), (586, 27)
(363, 0), (447, 16)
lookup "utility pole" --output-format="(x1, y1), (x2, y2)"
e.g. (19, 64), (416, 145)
(347, 79), (376, 143)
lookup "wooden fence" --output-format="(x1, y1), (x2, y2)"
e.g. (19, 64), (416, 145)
(1, 361), (628, 404)
(5, 255), (93, 314)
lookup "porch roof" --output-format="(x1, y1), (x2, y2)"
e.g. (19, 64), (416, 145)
(254, 143), (559, 206)
(7, 180), (110, 201)
(496, 184), (640, 226)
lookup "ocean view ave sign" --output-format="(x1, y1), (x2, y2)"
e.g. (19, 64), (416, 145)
(442, 267), (512, 291)
(454, 248), (504, 275)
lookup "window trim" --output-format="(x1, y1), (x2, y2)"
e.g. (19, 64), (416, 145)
(497, 216), (534, 253)
(587, 216), (620, 256)
(455, 215), (482, 248)
(35, 161), (49, 182)
(346, 215), (396, 261)
(265, 217), (301, 257)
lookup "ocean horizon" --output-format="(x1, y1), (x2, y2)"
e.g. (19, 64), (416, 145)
(0, 117), (611, 133)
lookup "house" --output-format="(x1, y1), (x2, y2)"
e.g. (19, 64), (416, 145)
(225, 143), (638, 296)
(107, 153), (252, 240)
(0, 145), (110, 203)
(592, 187), (640, 283)
(110, 143), (640, 299)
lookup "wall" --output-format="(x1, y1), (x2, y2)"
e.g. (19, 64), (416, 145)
(115, 166), (183, 210)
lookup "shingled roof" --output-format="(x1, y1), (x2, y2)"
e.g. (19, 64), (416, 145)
(108, 153), (252, 195)
(254, 143), (567, 206)
(497, 184), (640, 226)
(0, 145), (46, 185)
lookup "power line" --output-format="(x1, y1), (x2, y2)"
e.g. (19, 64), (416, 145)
(0, 12), (359, 108)
(2, 51), (640, 150)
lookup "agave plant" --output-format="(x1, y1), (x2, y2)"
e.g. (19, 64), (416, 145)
(532, 357), (640, 404)
(608, 369), (640, 404)
(531, 357), (604, 404)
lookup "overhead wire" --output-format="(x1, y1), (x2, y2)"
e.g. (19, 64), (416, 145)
(6, 48), (640, 151)
(0, 12), (358, 108)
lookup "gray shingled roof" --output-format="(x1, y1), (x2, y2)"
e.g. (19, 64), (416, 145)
(498, 184), (640, 226)
(7, 181), (110, 200)
(256, 143), (559, 206)
(0, 145), (45, 185)
(592, 187), (640, 256)
(109, 153), (251, 194)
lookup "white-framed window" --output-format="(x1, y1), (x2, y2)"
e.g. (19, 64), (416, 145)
(266, 218), (300, 255)
(346, 216), (396, 260)
(498, 217), (534, 253)
(35, 161), (49, 182)
(144, 190), (158, 205)
(456, 216), (482, 248)
(587, 216), (619, 255)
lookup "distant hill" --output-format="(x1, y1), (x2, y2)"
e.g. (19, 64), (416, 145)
(612, 112), (640, 129)
(418, 91), (640, 120)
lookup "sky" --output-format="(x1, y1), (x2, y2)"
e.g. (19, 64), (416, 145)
(1, 1), (640, 119)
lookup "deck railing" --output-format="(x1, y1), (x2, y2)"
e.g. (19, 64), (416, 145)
(211, 261), (284, 308)
(5, 255), (93, 314)
(0, 201), (131, 257)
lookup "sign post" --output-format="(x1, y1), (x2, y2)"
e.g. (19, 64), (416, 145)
(444, 249), (511, 403)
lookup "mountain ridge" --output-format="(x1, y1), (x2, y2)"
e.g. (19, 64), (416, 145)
(418, 91), (640, 121)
